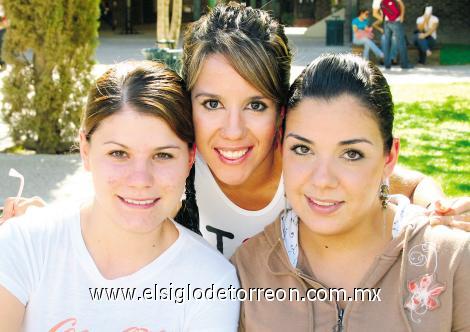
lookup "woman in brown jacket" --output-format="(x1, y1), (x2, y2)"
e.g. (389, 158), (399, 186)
(231, 54), (470, 331)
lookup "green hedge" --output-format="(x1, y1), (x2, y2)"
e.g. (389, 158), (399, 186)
(1, 0), (100, 153)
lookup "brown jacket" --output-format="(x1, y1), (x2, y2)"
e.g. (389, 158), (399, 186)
(231, 215), (470, 332)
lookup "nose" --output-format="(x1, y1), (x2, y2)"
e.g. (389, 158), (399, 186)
(310, 157), (338, 190)
(127, 159), (154, 189)
(220, 108), (246, 140)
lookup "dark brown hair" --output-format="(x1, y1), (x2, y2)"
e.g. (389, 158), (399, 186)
(288, 54), (394, 153)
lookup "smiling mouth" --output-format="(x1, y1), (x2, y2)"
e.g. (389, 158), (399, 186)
(118, 196), (160, 208)
(306, 196), (344, 214)
(215, 147), (252, 162)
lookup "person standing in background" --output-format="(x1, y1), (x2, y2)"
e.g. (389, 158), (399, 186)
(0, 2), (7, 70)
(414, 5), (439, 65)
(373, 0), (413, 69)
(372, 5), (398, 65)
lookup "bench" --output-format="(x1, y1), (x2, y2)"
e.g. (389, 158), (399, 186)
(351, 43), (441, 65)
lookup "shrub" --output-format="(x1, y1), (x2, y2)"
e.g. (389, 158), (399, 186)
(1, 0), (100, 153)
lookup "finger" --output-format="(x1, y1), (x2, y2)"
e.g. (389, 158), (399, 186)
(2, 198), (16, 222)
(451, 214), (470, 223)
(429, 216), (453, 226)
(432, 200), (453, 214)
(449, 220), (470, 232)
(430, 214), (470, 227)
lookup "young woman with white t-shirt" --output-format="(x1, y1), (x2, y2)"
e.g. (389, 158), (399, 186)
(0, 61), (239, 331)
(1, 3), (467, 259)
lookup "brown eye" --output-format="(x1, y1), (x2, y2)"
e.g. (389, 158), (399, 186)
(291, 145), (310, 155)
(343, 150), (363, 161)
(247, 101), (267, 112)
(154, 152), (173, 160)
(109, 150), (127, 159)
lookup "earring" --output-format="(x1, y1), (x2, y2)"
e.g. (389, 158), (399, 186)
(379, 180), (390, 209)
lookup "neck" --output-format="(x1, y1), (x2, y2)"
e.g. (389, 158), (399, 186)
(80, 200), (178, 279)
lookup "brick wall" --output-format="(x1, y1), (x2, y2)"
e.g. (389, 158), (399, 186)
(359, 0), (470, 44)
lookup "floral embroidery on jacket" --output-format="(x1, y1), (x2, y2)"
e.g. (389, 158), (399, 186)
(405, 243), (446, 323)
(405, 274), (445, 313)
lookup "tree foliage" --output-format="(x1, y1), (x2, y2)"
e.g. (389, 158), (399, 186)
(1, 0), (100, 153)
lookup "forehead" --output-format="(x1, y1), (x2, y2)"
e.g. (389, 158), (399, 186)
(286, 95), (382, 140)
(192, 54), (261, 94)
(91, 107), (182, 145)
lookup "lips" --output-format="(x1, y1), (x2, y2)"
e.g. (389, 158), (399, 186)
(118, 196), (160, 209)
(306, 196), (344, 215)
(214, 147), (252, 164)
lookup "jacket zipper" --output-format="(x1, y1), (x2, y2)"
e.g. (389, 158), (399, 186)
(335, 305), (344, 332)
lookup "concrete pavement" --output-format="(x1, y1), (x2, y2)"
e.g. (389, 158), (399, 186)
(1, 27), (470, 205)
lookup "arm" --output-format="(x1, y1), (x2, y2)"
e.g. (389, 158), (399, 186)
(452, 241), (470, 331)
(0, 196), (46, 223)
(0, 286), (25, 331)
(397, 0), (405, 22)
(421, 21), (438, 38)
(389, 165), (444, 206)
(372, 0), (384, 33)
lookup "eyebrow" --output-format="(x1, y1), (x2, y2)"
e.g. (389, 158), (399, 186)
(285, 133), (373, 146)
(193, 92), (268, 100)
(103, 141), (181, 150)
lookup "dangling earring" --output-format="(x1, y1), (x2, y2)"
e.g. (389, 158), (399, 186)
(379, 179), (390, 209)
(282, 192), (288, 221)
(379, 179), (390, 238)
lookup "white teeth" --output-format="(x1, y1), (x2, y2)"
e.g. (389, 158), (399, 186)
(313, 200), (336, 207)
(123, 198), (155, 205)
(218, 149), (249, 159)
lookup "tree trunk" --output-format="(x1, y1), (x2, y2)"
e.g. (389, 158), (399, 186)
(156, 0), (170, 44)
(168, 0), (182, 47)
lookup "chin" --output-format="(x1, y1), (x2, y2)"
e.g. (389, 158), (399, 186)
(116, 213), (166, 234)
(212, 167), (252, 187)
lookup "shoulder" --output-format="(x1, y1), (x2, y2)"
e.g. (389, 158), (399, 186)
(0, 203), (78, 242)
(416, 16), (424, 24)
(431, 15), (439, 23)
(176, 224), (237, 280)
(410, 217), (470, 266)
(231, 220), (278, 279)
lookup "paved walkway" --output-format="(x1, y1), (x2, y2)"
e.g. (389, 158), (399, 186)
(1, 27), (470, 204)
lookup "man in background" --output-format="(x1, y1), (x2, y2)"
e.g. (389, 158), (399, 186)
(373, 0), (413, 69)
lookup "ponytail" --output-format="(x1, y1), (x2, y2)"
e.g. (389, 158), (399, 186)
(174, 164), (201, 235)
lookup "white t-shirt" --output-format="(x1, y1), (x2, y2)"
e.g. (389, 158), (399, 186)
(0, 205), (239, 331)
(195, 155), (286, 258)
(416, 15), (439, 39)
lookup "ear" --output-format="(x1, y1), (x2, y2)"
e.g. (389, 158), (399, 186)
(79, 130), (91, 172)
(188, 144), (196, 170)
(383, 138), (400, 179)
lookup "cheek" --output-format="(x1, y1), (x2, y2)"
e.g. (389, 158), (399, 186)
(193, 107), (216, 133)
(153, 161), (188, 195)
(246, 113), (277, 145)
(90, 156), (128, 189)
(283, 155), (311, 197)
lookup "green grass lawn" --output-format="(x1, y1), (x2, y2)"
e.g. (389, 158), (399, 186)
(392, 85), (469, 196)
